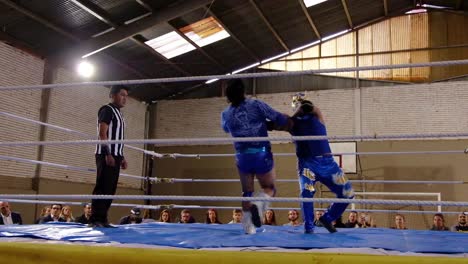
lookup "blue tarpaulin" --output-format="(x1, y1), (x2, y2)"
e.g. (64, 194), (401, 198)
(0, 222), (467, 253)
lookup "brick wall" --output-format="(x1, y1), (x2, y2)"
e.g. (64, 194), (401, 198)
(0, 41), (44, 180)
(154, 81), (468, 141)
(0, 41), (147, 188)
(41, 68), (147, 188)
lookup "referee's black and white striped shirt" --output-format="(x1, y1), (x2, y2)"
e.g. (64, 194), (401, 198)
(95, 103), (125, 156)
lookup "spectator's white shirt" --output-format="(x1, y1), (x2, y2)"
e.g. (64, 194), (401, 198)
(1, 213), (13, 225)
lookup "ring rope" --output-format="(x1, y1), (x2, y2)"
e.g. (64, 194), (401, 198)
(1, 59), (468, 91)
(0, 155), (147, 181)
(159, 149), (468, 159)
(1, 194), (467, 207)
(0, 154), (462, 185)
(3, 132), (468, 147)
(0, 111), (161, 157)
(166, 178), (463, 185)
(1, 199), (463, 215)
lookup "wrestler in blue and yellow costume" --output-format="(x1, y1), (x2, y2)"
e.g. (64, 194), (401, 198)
(290, 94), (354, 233)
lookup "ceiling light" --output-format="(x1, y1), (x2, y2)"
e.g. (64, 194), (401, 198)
(76, 61), (95, 78)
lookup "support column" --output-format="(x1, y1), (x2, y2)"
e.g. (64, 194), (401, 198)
(32, 59), (56, 217)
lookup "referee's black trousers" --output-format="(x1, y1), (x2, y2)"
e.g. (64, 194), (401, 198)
(91, 154), (122, 223)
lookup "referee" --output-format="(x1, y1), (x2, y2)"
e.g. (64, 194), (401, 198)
(90, 85), (129, 227)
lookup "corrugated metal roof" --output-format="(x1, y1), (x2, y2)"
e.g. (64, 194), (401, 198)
(211, 0), (286, 59)
(0, 3), (24, 28)
(170, 51), (222, 76)
(347, 0), (385, 26)
(254, 0), (319, 49)
(423, 0), (459, 8)
(89, 0), (149, 24)
(4, 0), (454, 100)
(307, 0), (351, 37)
(17, 0), (109, 37)
(201, 38), (257, 70)
(2, 16), (74, 54)
(388, 0), (414, 13)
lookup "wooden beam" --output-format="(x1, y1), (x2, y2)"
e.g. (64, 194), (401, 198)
(341, 0), (354, 28)
(0, 0), (79, 41)
(298, 0), (322, 39)
(71, 0), (191, 77)
(131, 36), (191, 76)
(383, 0), (389, 16)
(170, 24), (228, 72)
(70, 0), (119, 27)
(206, 8), (260, 62)
(135, 0), (153, 12)
(0, 0), (157, 80)
(57, 0), (213, 59)
(249, 0), (290, 51)
(0, 31), (44, 59)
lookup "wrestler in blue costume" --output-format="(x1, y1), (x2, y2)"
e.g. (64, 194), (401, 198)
(221, 79), (288, 234)
(290, 94), (354, 233)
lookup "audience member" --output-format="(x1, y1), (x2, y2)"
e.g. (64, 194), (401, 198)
(119, 208), (143, 225)
(314, 210), (324, 227)
(344, 211), (359, 228)
(75, 203), (92, 224)
(0, 201), (22, 225)
(430, 213), (449, 231)
(142, 209), (156, 223)
(228, 209), (242, 224)
(205, 208), (222, 224)
(60, 205), (75, 222)
(178, 209), (196, 224)
(357, 212), (376, 228)
(451, 212), (468, 232)
(283, 209), (302, 227)
(39, 204), (66, 223)
(391, 214), (407, 230)
(263, 209), (277, 225)
(333, 216), (346, 228)
(158, 209), (172, 223)
(35, 206), (51, 224)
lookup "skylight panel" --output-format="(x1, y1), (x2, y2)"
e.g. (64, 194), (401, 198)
(304, 0), (328, 8)
(180, 17), (230, 47)
(145, 31), (195, 59)
(145, 17), (229, 59)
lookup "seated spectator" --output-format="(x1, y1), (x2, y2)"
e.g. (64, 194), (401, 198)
(35, 206), (51, 224)
(430, 213), (449, 231)
(263, 209), (276, 225)
(228, 209), (242, 224)
(391, 214), (407, 230)
(0, 201), (22, 225)
(75, 203), (92, 224)
(344, 211), (359, 228)
(178, 209), (196, 224)
(119, 208), (143, 225)
(357, 212), (376, 228)
(205, 208), (222, 224)
(333, 216), (346, 228)
(158, 209), (172, 223)
(314, 210), (324, 227)
(283, 209), (302, 227)
(451, 212), (468, 232)
(142, 209), (156, 223)
(39, 204), (66, 223)
(60, 205), (75, 222)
